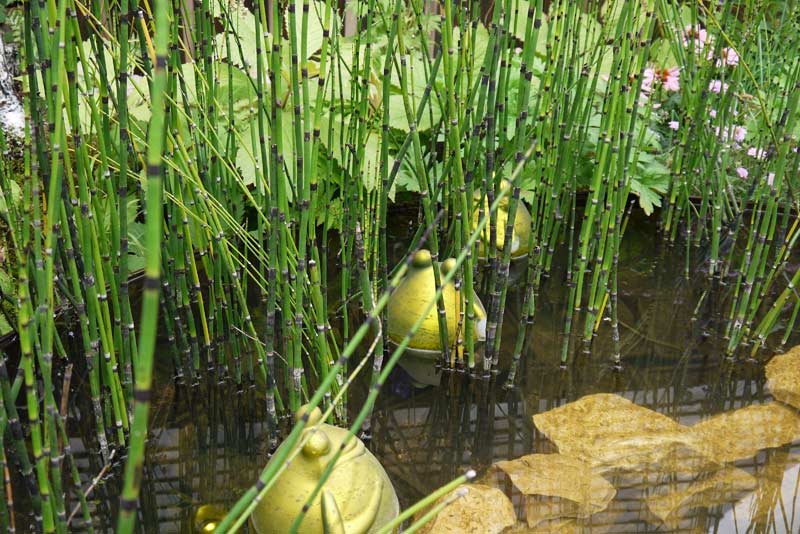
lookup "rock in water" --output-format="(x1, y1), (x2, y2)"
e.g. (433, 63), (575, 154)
(766, 346), (800, 410)
(492, 454), (615, 528)
(414, 484), (515, 534)
(531, 393), (714, 474)
(689, 403), (800, 463)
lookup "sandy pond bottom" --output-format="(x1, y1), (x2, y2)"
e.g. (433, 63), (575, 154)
(59, 214), (800, 533)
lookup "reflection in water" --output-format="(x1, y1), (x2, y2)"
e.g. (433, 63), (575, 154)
(492, 453), (617, 525)
(718, 457), (800, 534)
(57, 212), (799, 533)
(645, 466), (756, 529)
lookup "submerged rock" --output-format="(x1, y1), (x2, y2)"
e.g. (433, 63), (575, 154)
(531, 393), (714, 474)
(414, 484), (515, 534)
(766, 346), (800, 410)
(688, 402), (800, 463)
(492, 454), (615, 528)
(504, 519), (579, 533)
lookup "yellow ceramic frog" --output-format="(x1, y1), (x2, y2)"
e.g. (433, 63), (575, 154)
(472, 179), (532, 259)
(386, 250), (486, 356)
(250, 405), (399, 534)
(194, 504), (226, 532)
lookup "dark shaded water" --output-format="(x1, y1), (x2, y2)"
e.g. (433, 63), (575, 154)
(51, 209), (800, 533)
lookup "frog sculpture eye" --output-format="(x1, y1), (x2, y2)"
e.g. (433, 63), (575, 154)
(302, 430), (332, 458)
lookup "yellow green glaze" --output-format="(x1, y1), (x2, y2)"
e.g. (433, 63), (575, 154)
(250, 405), (398, 534)
(194, 504), (226, 532)
(386, 250), (486, 353)
(472, 179), (532, 259)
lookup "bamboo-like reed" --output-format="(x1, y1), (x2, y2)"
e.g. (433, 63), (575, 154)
(115, 0), (170, 528)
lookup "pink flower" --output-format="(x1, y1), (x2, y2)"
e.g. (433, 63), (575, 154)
(766, 172), (775, 186)
(659, 67), (681, 91)
(682, 25), (713, 55)
(708, 79), (729, 94)
(668, 120), (679, 130)
(709, 109), (717, 118)
(747, 147), (766, 159)
(717, 48), (739, 67)
(715, 125), (746, 145)
(641, 67), (680, 96)
(736, 167), (748, 178)
(683, 25), (708, 46)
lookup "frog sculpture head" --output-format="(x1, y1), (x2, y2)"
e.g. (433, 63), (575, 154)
(250, 405), (399, 534)
(472, 179), (532, 260)
(386, 250), (487, 384)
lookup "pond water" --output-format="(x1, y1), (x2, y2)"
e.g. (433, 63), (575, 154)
(51, 208), (800, 533)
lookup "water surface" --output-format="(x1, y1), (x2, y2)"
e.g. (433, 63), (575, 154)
(56, 209), (800, 533)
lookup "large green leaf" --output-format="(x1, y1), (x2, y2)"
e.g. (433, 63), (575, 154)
(214, 0), (268, 77)
(453, 22), (490, 73)
(236, 106), (296, 196)
(391, 162), (420, 201)
(315, 196), (342, 230)
(284, 0), (337, 61)
(600, 0), (651, 40)
(319, 113), (388, 192)
(630, 165), (670, 215)
(509, 0), (549, 56)
(388, 52), (441, 131)
(215, 63), (259, 123)
(0, 180), (21, 214)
